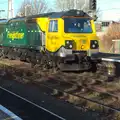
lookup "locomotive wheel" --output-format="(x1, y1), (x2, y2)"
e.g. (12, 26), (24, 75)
(8, 54), (13, 60)
(20, 50), (27, 61)
(40, 54), (49, 71)
(0, 49), (3, 57)
(90, 62), (97, 73)
(25, 50), (32, 63)
(36, 52), (42, 64)
(2, 47), (9, 58)
(50, 55), (60, 73)
(7, 49), (15, 60)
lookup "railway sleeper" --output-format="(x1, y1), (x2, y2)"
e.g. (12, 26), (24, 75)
(50, 86), (117, 115)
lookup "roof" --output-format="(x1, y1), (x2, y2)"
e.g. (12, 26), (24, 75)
(25, 9), (91, 19)
(26, 12), (55, 19)
(7, 12), (54, 23)
(7, 17), (25, 23)
(7, 9), (91, 23)
(0, 19), (8, 24)
(49, 9), (91, 19)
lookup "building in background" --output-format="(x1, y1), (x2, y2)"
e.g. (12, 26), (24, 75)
(95, 20), (114, 36)
(96, 20), (120, 53)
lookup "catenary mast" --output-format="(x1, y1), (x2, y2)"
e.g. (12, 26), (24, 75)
(8, 0), (14, 19)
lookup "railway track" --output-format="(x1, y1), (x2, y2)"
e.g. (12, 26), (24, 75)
(1, 59), (120, 119)
(31, 77), (120, 118)
(16, 71), (120, 119)
(23, 71), (120, 119)
(0, 78), (106, 120)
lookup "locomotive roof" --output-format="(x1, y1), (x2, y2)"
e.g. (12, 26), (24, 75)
(0, 19), (8, 24)
(7, 17), (25, 23)
(27, 10), (91, 19)
(7, 12), (54, 23)
(26, 12), (55, 19)
(26, 10), (91, 19)
(48, 9), (92, 19)
(7, 9), (92, 23)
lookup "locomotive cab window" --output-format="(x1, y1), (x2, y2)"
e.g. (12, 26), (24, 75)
(64, 18), (92, 33)
(49, 20), (58, 32)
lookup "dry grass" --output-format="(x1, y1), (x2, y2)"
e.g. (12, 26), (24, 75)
(104, 80), (120, 92)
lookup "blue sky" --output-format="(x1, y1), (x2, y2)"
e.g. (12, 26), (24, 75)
(0, 0), (120, 21)
(98, 0), (120, 21)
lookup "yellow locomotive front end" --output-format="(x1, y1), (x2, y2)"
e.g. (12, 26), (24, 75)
(61, 16), (99, 56)
(45, 10), (99, 71)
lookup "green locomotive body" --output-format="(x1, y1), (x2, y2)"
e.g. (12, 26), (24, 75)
(0, 19), (7, 45)
(0, 17), (43, 61)
(3, 17), (41, 49)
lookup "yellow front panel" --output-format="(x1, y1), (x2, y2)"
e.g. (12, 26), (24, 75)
(62, 19), (99, 51)
(45, 17), (99, 53)
(62, 35), (89, 51)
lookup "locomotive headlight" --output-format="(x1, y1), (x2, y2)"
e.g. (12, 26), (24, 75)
(94, 41), (98, 44)
(66, 41), (69, 44)
(81, 45), (84, 49)
(92, 44), (96, 48)
(69, 45), (73, 48)
(90, 40), (99, 49)
(65, 40), (73, 49)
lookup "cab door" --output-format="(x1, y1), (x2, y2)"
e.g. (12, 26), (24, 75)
(46, 19), (61, 53)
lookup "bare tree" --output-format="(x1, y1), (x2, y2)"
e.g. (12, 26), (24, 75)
(17, 0), (53, 16)
(55, 0), (89, 11)
(96, 8), (102, 20)
(55, 0), (101, 20)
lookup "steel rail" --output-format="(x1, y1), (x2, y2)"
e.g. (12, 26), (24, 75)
(44, 75), (119, 99)
(35, 79), (120, 113)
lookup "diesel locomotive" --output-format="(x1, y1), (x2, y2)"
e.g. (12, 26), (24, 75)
(0, 9), (99, 71)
